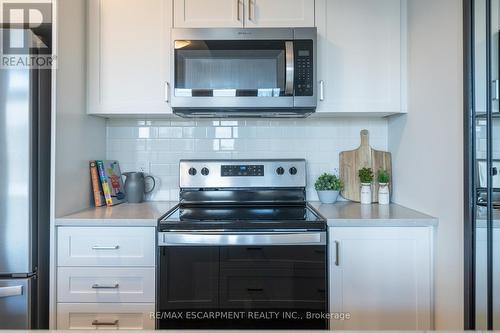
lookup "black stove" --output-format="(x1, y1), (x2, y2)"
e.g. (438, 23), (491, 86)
(157, 159), (328, 330)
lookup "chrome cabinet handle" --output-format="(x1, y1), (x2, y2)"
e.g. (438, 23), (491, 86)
(164, 82), (170, 103)
(248, 0), (255, 21)
(319, 80), (325, 101)
(92, 320), (119, 326)
(236, 0), (241, 21)
(0, 285), (23, 298)
(334, 240), (340, 266)
(91, 245), (120, 250)
(92, 283), (119, 289)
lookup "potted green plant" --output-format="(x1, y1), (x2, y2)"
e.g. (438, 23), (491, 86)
(377, 169), (390, 205)
(315, 173), (343, 204)
(358, 167), (374, 204)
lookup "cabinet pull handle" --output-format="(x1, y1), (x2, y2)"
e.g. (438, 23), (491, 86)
(164, 81), (170, 103)
(248, 0), (255, 21)
(319, 80), (325, 101)
(92, 320), (119, 326)
(247, 288), (264, 292)
(335, 240), (340, 266)
(92, 283), (119, 289)
(236, 0), (241, 21)
(91, 245), (119, 250)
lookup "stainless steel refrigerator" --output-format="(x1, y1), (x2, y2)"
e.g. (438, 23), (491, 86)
(0, 26), (51, 329)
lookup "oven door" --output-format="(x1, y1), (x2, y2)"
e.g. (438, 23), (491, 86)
(157, 232), (327, 329)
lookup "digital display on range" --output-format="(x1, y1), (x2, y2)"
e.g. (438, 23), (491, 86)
(221, 165), (264, 177)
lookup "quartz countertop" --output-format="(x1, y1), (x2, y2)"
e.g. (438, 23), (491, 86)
(309, 201), (438, 227)
(55, 201), (178, 226)
(55, 201), (437, 228)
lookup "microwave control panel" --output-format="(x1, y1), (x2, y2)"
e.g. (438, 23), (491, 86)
(294, 40), (314, 96)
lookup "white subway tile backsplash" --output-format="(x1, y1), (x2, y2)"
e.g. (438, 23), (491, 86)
(106, 117), (388, 201)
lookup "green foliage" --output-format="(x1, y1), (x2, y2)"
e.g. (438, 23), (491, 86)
(377, 169), (390, 184)
(358, 167), (374, 184)
(315, 173), (343, 191)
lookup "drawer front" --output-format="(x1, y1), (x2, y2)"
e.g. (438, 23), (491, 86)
(56, 303), (155, 330)
(57, 227), (155, 266)
(57, 267), (155, 303)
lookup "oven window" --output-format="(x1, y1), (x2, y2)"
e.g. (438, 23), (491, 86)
(174, 40), (286, 97)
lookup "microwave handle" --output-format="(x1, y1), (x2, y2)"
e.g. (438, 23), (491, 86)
(285, 41), (294, 96)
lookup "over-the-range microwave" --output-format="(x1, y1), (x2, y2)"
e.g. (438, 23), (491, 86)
(169, 28), (317, 118)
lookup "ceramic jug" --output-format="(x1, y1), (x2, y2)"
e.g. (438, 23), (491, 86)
(123, 172), (155, 203)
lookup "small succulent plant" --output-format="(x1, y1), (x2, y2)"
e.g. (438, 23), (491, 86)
(315, 173), (343, 191)
(358, 167), (374, 184)
(377, 169), (390, 184)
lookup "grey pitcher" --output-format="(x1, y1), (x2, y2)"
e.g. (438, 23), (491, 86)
(123, 172), (156, 203)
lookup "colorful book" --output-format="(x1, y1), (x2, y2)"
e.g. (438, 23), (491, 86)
(96, 160), (125, 206)
(89, 161), (105, 207)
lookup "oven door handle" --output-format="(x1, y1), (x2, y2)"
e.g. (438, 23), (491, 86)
(285, 41), (295, 96)
(159, 232), (325, 246)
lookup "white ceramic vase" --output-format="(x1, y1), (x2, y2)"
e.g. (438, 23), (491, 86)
(317, 190), (340, 204)
(360, 183), (372, 204)
(378, 183), (390, 205)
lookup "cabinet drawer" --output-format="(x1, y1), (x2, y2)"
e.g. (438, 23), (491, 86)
(57, 267), (155, 303)
(57, 227), (155, 267)
(57, 303), (155, 330)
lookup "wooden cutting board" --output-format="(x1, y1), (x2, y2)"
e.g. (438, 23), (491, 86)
(339, 130), (392, 203)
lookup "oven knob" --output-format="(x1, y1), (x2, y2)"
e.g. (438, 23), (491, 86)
(289, 167), (298, 175)
(188, 167), (197, 176)
(276, 167), (285, 175)
(201, 167), (209, 176)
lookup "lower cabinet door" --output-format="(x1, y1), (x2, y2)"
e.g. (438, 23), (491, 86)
(56, 303), (155, 330)
(329, 227), (433, 330)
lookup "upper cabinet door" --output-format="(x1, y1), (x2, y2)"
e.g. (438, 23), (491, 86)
(316, 0), (405, 115)
(173, 0), (244, 28)
(87, 0), (172, 115)
(244, 0), (315, 27)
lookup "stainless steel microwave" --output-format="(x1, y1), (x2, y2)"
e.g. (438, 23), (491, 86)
(170, 28), (317, 118)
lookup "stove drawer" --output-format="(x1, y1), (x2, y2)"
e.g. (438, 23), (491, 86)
(220, 270), (326, 308)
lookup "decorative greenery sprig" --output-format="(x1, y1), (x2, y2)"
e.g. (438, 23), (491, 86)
(377, 169), (390, 184)
(358, 167), (374, 184)
(315, 173), (343, 191)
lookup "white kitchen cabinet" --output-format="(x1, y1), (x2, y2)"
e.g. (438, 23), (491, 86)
(173, 0), (243, 27)
(243, 0), (315, 28)
(329, 226), (433, 330)
(57, 227), (155, 267)
(173, 0), (314, 28)
(57, 303), (155, 330)
(316, 0), (405, 115)
(87, 0), (172, 115)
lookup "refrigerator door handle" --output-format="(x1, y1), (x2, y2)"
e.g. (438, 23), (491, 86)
(0, 285), (23, 298)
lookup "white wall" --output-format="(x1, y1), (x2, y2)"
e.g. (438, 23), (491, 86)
(388, 0), (463, 329)
(106, 117), (388, 201)
(53, 0), (106, 217)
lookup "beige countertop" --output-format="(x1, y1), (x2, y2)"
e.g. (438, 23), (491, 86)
(310, 201), (438, 227)
(56, 201), (437, 228)
(55, 201), (178, 226)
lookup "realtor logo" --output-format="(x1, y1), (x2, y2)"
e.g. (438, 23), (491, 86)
(1, 1), (54, 68)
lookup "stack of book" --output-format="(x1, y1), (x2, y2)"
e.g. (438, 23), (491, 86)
(89, 160), (126, 207)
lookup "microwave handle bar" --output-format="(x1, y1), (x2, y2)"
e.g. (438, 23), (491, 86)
(285, 41), (294, 96)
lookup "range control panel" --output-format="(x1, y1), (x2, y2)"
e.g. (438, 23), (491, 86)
(221, 165), (264, 177)
(180, 159), (306, 188)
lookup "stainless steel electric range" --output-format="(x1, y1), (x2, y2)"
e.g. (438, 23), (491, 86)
(157, 159), (328, 330)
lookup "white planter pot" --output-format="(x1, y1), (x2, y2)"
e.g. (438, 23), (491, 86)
(317, 190), (339, 204)
(360, 183), (372, 204)
(378, 183), (390, 205)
